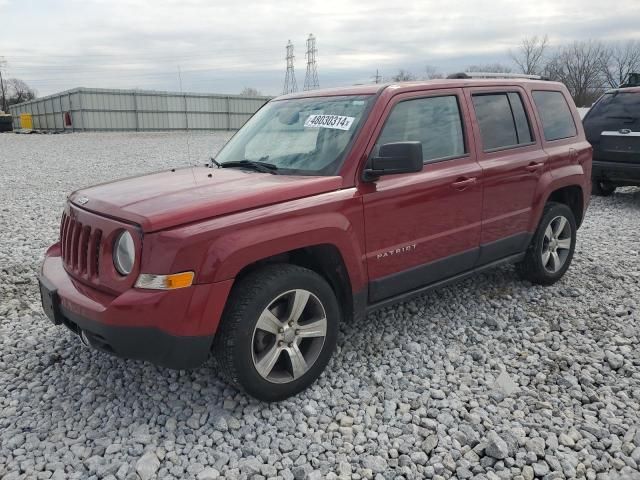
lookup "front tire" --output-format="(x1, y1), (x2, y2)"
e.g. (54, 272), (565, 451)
(516, 202), (577, 285)
(213, 264), (340, 402)
(592, 179), (616, 196)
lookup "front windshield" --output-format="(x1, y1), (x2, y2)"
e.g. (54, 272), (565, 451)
(215, 95), (373, 175)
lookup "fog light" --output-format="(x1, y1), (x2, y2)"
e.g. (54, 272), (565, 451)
(135, 271), (194, 290)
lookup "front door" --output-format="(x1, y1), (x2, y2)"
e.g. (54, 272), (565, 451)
(360, 89), (483, 303)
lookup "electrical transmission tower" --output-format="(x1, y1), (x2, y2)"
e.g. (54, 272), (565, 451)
(372, 69), (382, 84)
(0, 57), (7, 112)
(303, 34), (319, 91)
(282, 40), (298, 95)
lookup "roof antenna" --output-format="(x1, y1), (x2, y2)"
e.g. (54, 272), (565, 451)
(178, 66), (198, 181)
(178, 66), (192, 162)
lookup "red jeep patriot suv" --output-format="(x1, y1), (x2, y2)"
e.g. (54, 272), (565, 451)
(40, 77), (591, 401)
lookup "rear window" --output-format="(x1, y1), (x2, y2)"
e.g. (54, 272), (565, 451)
(532, 91), (577, 141)
(472, 92), (533, 150)
(508, 93), (533, 145)
(586, 91), (640, 121)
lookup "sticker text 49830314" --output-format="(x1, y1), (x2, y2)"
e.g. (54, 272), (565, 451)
(304, 114), (355, 131)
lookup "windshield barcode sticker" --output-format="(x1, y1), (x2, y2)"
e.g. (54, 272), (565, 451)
(304, 114), (355, 130)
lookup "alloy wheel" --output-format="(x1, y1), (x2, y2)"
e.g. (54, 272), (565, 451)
(541, 215), (572, 273)
(251, 289), (327, 384)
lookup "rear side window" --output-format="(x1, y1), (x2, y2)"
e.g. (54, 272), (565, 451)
(508, 93), (533, 144)
(376, 95), (466, 163)
(532, 90), (577, 141)
(472, 92), (533, 150)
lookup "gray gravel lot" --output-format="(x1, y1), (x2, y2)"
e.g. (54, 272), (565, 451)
(1, 131), (639, 480)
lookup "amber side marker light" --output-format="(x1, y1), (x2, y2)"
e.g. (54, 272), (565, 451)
(135, 272), (195, 290)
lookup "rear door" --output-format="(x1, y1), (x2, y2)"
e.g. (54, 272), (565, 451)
(465, 87), (547, 264)
(360, 89), (483, 303)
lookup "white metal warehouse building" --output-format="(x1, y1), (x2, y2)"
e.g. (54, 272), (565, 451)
(8, 87), (271, 132)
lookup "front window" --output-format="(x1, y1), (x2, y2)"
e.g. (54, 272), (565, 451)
(375, 95), (466, 163)
(215, 95), (373, 175)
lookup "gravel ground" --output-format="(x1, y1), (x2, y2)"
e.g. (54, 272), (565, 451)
(1, 131), (639, 480)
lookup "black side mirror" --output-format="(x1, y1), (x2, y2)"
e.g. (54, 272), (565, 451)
(363, 141), (423, 181)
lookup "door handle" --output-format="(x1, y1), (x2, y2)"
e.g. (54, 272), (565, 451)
(451, 177), (477, 190)
(526, 162), (544, 172)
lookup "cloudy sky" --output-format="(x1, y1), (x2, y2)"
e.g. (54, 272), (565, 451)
(1, 0), (639, 96)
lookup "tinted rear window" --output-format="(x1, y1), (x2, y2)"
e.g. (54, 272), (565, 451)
(508, 92), (533, 144)
(472, 93), (533, 150)
(532, 91), (577, 141)
(587, 91), (640, 121)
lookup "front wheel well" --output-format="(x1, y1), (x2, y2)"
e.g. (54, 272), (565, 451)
(233, 244), (355, 322)
(547, 185), (584, 227)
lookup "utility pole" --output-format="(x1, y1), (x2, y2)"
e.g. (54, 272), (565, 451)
(282, 40), (298, 95)
(0, 57), (7, 113)
(303, 34), (319, 91)
(372, 69), (382, 84)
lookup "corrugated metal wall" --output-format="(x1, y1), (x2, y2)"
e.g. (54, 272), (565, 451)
(8, 87), (270, 132)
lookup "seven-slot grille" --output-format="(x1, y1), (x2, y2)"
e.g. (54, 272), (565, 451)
(60, 211), (102, 278)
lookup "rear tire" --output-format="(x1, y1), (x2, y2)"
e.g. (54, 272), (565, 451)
(516, 202), (577, 285)
(213, 264), (340, 402)
(592, 180), (616, 196)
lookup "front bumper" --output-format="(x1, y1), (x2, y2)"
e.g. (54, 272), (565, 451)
(39, 244), (234, 369)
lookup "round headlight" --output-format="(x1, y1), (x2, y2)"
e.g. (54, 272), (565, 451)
(113, 231), (135, 276)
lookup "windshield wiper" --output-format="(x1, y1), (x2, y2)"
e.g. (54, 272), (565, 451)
(209, 157), (222, 168)
(219, 158), (278, 174)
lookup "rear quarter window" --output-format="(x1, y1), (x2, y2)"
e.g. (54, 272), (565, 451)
(532, 90), (577, 141)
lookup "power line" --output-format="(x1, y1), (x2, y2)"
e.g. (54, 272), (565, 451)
(282, 40), (298, 95)
(303, 34), (319, 91)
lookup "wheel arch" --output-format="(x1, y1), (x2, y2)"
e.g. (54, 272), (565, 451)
(231, 244), (359, 323)
(545, 184), (585, 228)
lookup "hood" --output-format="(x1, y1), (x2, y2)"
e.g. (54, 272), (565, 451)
(69, 167), (343, 232)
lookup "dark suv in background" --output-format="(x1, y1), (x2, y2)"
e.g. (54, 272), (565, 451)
(583, 86), (640, 195)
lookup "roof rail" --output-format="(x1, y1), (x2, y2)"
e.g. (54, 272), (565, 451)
(447, 72), (544, 80)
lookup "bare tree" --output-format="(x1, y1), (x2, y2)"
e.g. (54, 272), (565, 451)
(7, 78), (37, 105)
(466, 63), (513, 74)
(240, 87), (262, 97)
(392, 69), (416, 82)
(545, 40), (608, 107)
(424, 65), (444, 80)
(601, 40), (640, 88)
(509, 35), (549, 75)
